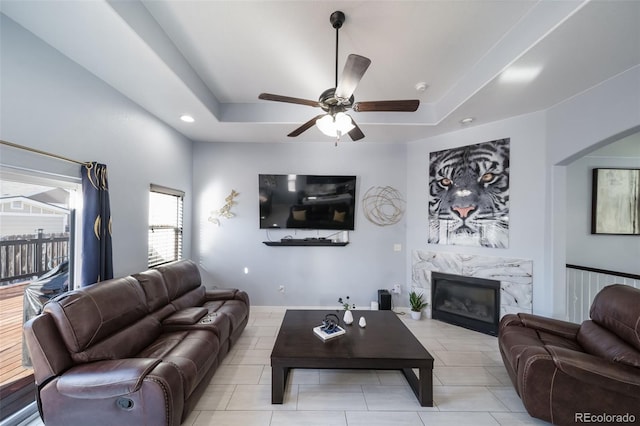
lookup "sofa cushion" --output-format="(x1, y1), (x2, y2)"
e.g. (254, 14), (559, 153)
(136, 330), (219, 398)
(171, 286), (206, 311)
(78, 316), (162, 363)
(134, 269), (170, 312)
(158, 260), (202, 301)
(590, 284), (640, 351)
(44, 277), (153, 359)
(578, 320), (640, 368)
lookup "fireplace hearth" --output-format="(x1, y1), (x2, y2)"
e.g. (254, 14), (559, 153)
(431, 272), (500, 336)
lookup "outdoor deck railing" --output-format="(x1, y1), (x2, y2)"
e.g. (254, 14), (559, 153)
(0, 231), (68, 284)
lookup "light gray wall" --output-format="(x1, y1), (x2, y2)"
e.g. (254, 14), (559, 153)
(406, 112), (550, 314)
(546, 66), (640, 317)
(0, 15), (194, 277)
(191, 141), (408, 308)
(566, 133), (640, 274)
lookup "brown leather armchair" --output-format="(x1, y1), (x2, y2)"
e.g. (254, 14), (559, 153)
(499, 284), (640, 425)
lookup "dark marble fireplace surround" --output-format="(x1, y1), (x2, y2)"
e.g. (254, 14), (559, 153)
(431, 272), (501, 336)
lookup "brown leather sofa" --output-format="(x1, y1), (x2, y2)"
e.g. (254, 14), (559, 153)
(24, 259), (250, 426)
(499, 284), (640, 425)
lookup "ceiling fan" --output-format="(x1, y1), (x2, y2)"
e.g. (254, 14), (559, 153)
(258, 11), (420, 142)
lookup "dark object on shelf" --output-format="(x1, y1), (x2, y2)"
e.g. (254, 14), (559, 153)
(263, 240), (348, 247)
(378, 289), (391, 310)
(499, 284), (640, 425)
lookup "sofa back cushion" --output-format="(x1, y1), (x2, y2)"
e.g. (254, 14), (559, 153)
(134, 269), (170, 311)
(44, 276), (159, 363)
(157, 260), (202, 301)
(577, 320), (640, 368)
(133, 268), (177, 322)
(590, 284), (640, 351)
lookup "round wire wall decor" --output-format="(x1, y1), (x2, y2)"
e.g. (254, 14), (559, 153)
(362, 186), (406, 226)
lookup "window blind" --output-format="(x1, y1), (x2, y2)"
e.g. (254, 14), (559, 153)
(148, 185), (184, 268)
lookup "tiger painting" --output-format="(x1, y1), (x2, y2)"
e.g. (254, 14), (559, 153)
(428, 138), (510, 248)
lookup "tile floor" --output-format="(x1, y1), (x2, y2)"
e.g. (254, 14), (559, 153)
(26, 307), (552, 426)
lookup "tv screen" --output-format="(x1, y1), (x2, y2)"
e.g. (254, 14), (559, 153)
(259, 174), (357, 230)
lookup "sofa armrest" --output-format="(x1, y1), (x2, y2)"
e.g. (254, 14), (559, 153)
(162, 307), (208, 325)
(515, 313), (580, 340)
(57, 358), (161, 398)
(546, 345), (640, 395)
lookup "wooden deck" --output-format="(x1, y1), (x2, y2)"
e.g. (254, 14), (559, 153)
(0, 284), (34, 387)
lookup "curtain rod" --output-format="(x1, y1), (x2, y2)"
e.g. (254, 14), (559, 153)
(0, 139), (89, 166)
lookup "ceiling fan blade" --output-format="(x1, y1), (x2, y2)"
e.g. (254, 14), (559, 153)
(335, 54), (371, 101)
(287, 114), (326, 137)
(259, 93), (320, 108)
(348, 121), (365, 141)
(353, 99), (420, 112)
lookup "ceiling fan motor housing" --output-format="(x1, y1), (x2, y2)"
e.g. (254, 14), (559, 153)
(330, 11), (345, 29)
(319, 88), (354, 112)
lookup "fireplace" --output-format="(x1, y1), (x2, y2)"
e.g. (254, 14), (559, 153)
(431, 272), (501, 336)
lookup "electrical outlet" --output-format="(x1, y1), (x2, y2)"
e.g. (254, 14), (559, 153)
(392, 284), (401, 294)
(278, 285), (285, 293)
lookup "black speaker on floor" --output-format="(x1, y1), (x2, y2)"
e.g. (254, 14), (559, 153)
(378, 289), (391, 310)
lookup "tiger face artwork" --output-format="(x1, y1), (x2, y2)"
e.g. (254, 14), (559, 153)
(428, 139), (510, 248)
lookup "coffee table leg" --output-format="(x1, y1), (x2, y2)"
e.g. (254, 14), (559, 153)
(271, 364), (288, 404)
(419, 367), (433, 407)
(402, 367), (433, 407)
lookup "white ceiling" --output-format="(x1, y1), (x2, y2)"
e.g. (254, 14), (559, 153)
(1, 0), (639, 144)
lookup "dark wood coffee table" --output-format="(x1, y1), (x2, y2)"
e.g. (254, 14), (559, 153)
(270, 309), (434, 406)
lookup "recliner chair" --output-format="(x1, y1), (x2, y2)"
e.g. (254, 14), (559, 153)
(499, 284), (640, 425)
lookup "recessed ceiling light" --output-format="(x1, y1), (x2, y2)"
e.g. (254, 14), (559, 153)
(180, 114), (195, 123)
(460, 117), (474, 125)
(500, 66), (542, 83)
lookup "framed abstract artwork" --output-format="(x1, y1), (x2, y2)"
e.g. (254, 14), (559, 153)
(591, 168), (640, 235)
(428, 138), (510, 248)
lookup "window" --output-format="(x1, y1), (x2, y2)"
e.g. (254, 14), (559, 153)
(0, 167), (79, 422)
(148, 184), (184, 267)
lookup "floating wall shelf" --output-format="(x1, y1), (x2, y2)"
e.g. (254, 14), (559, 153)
(263, 240), (349, 247)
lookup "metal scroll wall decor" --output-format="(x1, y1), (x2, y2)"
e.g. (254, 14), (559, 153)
(362, 186), (406, 226)
(209, 190), (239, 226)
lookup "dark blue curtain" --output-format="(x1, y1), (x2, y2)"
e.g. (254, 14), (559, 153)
(80, 162), (113, 287)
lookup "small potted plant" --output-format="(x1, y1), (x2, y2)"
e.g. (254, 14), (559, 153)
(338, 296), (355, 324)
(409, 291), (428, 320)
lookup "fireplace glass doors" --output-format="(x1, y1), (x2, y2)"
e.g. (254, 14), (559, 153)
(431, 272), (500, 336)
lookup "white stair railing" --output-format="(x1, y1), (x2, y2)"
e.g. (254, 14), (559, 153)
(566, 265), (640, 323)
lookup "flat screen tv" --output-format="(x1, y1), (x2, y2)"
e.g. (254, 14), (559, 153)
(259, 174), (357, 230)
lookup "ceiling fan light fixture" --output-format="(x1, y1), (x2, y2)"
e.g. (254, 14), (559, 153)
(316, 112), (355, 137)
